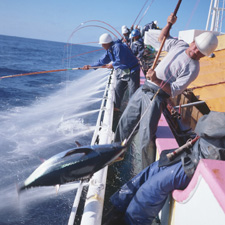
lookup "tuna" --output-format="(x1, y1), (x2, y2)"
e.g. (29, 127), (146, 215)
(18, 142), (126, 193)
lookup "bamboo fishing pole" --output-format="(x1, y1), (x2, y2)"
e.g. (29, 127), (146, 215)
(151, 0), (182, 71)
(0, 66), (104, 79)
(148, 0), (182, 100)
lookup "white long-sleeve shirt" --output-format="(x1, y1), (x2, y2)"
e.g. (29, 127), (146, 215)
(148, 37), (200, 98)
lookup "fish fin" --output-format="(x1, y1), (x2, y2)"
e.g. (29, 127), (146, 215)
(55, 184), (60, 194)
(75, 141), (82, 147)
(63, 147), (92, 158)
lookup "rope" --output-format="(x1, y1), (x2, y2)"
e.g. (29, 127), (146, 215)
(187, 80), (225, 90)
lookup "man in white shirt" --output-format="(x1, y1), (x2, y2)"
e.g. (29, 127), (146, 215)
(114, 13), (218, 168)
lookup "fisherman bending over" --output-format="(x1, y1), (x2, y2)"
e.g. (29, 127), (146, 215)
(82, 33), (140, 130)
(114, 13), (218, 168)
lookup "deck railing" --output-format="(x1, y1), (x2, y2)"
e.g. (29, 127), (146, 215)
(68, 70), (115, 225)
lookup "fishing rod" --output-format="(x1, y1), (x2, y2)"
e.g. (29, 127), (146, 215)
(148, 0), (182, 100)
(0, 66), (104, 79)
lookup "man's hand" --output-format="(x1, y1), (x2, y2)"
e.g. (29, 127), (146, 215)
(168, 13), (177, 25)
(82, 65), (90, 70)
(146, 68), (157, 82)
(146, 68), (171, 96)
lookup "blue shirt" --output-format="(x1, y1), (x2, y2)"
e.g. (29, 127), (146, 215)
(130, 38), (145, 59)
(91, 40), (139, 72)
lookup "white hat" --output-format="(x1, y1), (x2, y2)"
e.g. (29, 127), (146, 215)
(122, 27), (129, 34)
(99, 33), (113, 44)
(195, 32), (218, 56)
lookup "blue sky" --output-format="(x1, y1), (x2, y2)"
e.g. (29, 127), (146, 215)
(0, 0), (221, 44)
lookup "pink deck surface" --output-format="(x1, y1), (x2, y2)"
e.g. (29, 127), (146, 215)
(140, 69), (145, 85)
(156, 114), (179, 154)
(156, 114), (225, 213)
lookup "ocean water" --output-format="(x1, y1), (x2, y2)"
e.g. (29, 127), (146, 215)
(0, 35), (107, 225)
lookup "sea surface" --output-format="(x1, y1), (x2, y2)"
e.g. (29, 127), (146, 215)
(0, 34), (141, 225)
(0, 34), (108, 225)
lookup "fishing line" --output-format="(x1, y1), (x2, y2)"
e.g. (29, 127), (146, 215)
(80, 20), (123, 39)
(132, 0), (150, 26)
(137, 0), (155, 26)
(66, 20), (123, 44)
(65, 24), (119, 70)
(184, 0), (200, 30)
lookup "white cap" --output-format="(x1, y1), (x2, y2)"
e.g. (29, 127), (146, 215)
(195, 32), (218, 56)
(154, 20), (158, 25)
(99, 33), (113, 44)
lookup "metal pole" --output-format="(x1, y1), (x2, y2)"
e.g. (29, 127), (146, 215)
(173, 101), (205, 109)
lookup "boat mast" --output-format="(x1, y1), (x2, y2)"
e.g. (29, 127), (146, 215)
(206, 0), (225, 33)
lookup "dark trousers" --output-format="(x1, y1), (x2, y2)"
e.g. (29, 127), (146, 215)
(114, 80), (169, 166)
(114, 69), (140, 109)
(110, 161), (190, 225)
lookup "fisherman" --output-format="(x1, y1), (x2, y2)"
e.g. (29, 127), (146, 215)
(142, 20), (159, 37)
(82, 33), (140, 130)
(130, 29), (145, 60)
(121, 25), (131, 46)
(103, 111), (225, 225)
(114, 13), (218, 168)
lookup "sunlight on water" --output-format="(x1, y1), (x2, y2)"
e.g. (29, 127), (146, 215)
(0, 68), (109, 219)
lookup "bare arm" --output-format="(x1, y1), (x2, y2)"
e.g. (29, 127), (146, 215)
(158, 13), (177, 43)
(146, 68), (171, 96)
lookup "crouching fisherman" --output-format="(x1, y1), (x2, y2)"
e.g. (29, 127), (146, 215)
(103, 111), (225, 225)
(82, 33), (140, 130)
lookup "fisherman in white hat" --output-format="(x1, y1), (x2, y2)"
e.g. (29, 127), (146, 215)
(121, 25), (131, 46)
(115, 13), (218, 168)
(82, 33), (140, 131)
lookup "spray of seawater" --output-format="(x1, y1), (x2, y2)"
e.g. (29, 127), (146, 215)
(0, 68), (109, 221)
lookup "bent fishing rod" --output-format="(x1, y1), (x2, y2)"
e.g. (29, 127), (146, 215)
(0, 66), (105, 79)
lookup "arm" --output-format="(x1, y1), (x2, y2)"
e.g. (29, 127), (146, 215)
(146, 68), (171, 96)
(158, 13), (177, 43)
(82, 52), (112, 70)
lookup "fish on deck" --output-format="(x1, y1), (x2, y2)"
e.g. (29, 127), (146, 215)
(18, 142), (126, 193)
